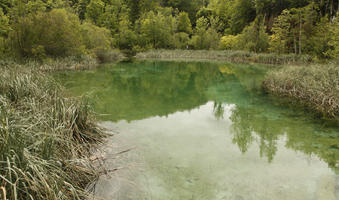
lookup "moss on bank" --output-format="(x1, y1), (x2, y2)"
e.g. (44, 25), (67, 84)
(136, 50), (314, 65)
(0, 62), (105, 199)
(263, 64), (339, 120)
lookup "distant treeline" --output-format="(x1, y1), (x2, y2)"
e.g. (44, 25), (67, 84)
(0, 0), (338, 60)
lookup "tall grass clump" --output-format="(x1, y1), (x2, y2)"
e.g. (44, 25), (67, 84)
(0, 64), (105, 199)
(263, 64), (339, 120)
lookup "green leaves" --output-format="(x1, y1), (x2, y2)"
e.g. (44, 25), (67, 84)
(0, 8), (9, 37)
(177, 12), (192, 34)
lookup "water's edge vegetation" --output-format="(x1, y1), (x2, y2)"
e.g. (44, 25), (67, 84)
(0, 0), (338, 198)
(136, 49), (315, 65)
(0, 52), (337, 199)
(263, 64), (339, 121)
(0, 62), (106, 200)
(136, 50), (339, 121)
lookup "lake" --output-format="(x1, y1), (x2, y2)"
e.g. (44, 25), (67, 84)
(55, 61), (339, 200)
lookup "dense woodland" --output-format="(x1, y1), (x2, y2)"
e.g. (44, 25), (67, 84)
(0, 0), (338, 60)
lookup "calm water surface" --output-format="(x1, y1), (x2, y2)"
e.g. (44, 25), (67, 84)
(55, 61), (339, 200)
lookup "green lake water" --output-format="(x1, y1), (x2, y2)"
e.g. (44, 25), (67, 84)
(54, 61), (339, 200)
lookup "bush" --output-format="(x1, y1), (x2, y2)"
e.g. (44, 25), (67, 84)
(80, 22), (113, 62)
(9, 9), (85, 59)
(219, 35), (240, 50)
(174, 32), (190, 49)
(238, 20), (269, 53)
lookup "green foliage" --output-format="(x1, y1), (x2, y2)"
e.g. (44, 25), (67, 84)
(177, 12), (192, 34)
(85, 0), (105, 25)
(326, 18), (339, 59)
(229, 0), (256, 34)
(190, 17), (220, 50)
(165, 0), (201, 22)
(116, 16), (138, 57)
(99, 0), (128, 35)
(0, 0), (338, 59)
(81, 22), (112, 61)
(174, 32), (190, 49)
(238, 18), (269, 53)
(219, 35), (239, 50)
(269, 5), (318, 55)
(0, 8), (9, 36)
(139, 11), (176, 49)
(0, 7), (9, 57)
(10, 9), (85, 58)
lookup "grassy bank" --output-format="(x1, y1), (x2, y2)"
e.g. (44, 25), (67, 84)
(136, 50), (314, 65)
(0, 51), (124, 72)
(263, 64), (339, 120)
(0, 62), (105, 199)
(0, 56), (98, 72)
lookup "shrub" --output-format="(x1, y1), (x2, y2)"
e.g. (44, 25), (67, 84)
(174, 32), (190, 49)
(80, 22), (113, 62)
(219, 35), (240, 50)
(9, 9), (85, 59)
(238, 20), (269, 53)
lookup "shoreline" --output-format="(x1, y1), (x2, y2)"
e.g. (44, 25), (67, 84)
(0, 54), (337, 199)
(135, 49), (315, 65)
(262, 64), (339, 122)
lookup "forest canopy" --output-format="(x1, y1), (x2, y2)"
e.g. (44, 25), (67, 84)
(0, 0), (338, 59)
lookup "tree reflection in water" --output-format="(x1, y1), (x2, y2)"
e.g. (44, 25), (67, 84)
(55, 60), (339, 174)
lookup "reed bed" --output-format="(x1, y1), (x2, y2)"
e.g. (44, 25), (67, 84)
(263, 64), (339, 120)
(136, 49), (313, 65)
(0, 56), (98, 72)
(0, 63), (105, 200)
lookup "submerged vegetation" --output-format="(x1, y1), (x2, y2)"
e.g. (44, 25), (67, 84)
(263, 64), (339, 120)
(0, 62), (105, 200)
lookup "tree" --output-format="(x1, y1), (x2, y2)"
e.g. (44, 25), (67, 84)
(0, 7), (9, 36)
(177, 12), (192, 34)
(219, 35), (239, 50)
(325, 18), (339, 59)
(239, 17), (269, 53)
(116, 15), (138, 57)
(81, 22), (112, 61)
(229, 0), (256, 34)
(125, 0), (141, 24)
(85, 0), (105, 25)
(139, 11), (175, 49)
(0, 0), (12, 14)
(10, 9), (85, 58)
(100, 0), (129, 35)
(0, 7), (9, 56)
(164, 0), (200, 23)
(174, 32), (190, 49)
(190, 16), (220, 49)
(269, 4), (319, 55)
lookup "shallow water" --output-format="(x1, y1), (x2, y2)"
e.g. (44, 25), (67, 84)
(55, 61), (339, 200)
